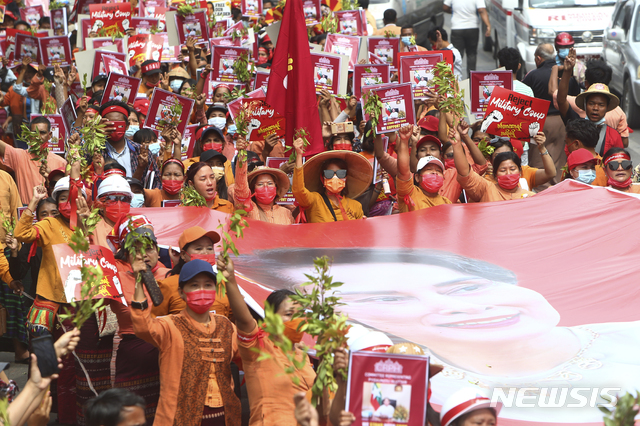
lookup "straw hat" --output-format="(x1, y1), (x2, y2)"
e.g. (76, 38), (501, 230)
(247, 166), (291, 198)
(575, 83), (619, 112)
(302, 151), (373, 199)
(386, 343), (444, 377)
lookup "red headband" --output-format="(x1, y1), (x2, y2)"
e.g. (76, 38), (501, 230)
(87, 106), (100, 114)
(104, 168), (126, 177)
(163, 158), (185, 173)
(603, 152), (630, 166)
(102, 105), (130, 119)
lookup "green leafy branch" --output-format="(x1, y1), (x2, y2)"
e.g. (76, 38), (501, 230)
(0, 396), (9, 426)
(42, 80), (57, 115)
(432, 61), (466, 136)
(233, 51), (255, 86)
(21, 123), (49, 169)
(97, 26), (125, 39)
(0, 211), (16, 236)
(600, 392), (639, 426)
(57, 209), (107, 329)
(363, 90), (382, 138)
(215, 208), (248, 297)
(82, 73), (89, 97)
(180, 184), (207, 207)
(158, 96), (184, 129)
(291, 256), (350, 406)
(321, 12), (337, 34)
(177, 4), (194, 16)
(76, 114), (108, 180)
(49, 0), (66, 9)
(477, 137), (494, 157)
(286, 127), (309, 163)
(223, 87), (247, 103)
(341, 0), (359, 10)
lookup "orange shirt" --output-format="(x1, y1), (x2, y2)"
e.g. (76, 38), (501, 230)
(0, 87), (26, 116)
(13, 213), (72, 303)
(458, 170), (535, 203)
(90, 219), (113, 249)
(0, 170), (20, 250)
(615, 183), (640, 193)
(0, 246), (13, 285)
(209, 196), (234, 213)
(396, 176), (451, 212)
(159, 274), (231, 319)
(184, 157), (235, 187)
(237, 323), (316, 426)
(144, 188), (179, 207)
(249, 140), (286, 161)
(2, 145), (67, 205)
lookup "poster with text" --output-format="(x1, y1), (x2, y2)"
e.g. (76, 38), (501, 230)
(211, 45), (250, 84)
(101, 73), (141, 105)
(31, 114), (66, 154)
(254, 69), (270, 91)
(302, 0), (321, 25)
(368, 83), (415, 134)
(367, 37), (400, 69)
(210, 36), (241, 47)
(399, 54), (442, 99)
(182, 124), (199, 159)
(60, 97), (77, 138)
(89, 3), (133, 36)
(209, 19), (231, 38)
(227, 87), (266, 119)
(266, 157), (298, 205)
(470, 71), (514, 120)
(90, 37), (126, 52)
(482, 87), (550, 139)
(232, 98), (285, 142)
(210, 0), (232, 19)
(14, 33), (40, 64)
(80, 19), (92, 46)
(144, 88), (195, 135)
(346, 351), (429, 426)
(353, 63), (390, 99)
(335, 10), (363, 36)
(324, 34), (360, 71)
(38, 36), (73, 67)
(127, 33), (164, 66)
(241, 0), (262, 16)
(4, 29), (32, 64)
(161, 33), (180, 62)
(175, 11), (208, 44)
(52, 244), (127, 305)
(102, 54), (129, 75)
(368, 51), (387, 65)
(143, 6), (167, 31)
(93, 50), (127, 79)
(51, 8), (68, 36)
(20, 5), (43, 28)
(131, 17), (159, 34)
(311, 52), (342, 94)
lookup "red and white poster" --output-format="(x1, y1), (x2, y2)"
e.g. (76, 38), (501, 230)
(31, 114), (66, 154)
(240, 0), (262, 16)
(89, 3), (133, 36)
(4, 29), (31, 64)
(204, 79), (243, 104)
(51, 8), (68, 36)
(266, 157), (296, 205)
(209, 19), (231, 38)
(102, 54), (128, 75)
(353, 64), (390, 99)
(144, 88), (196, 135)
(368, 51), (387, 66)
(161, 33), (180, 62)
(302, 0), (321, 25)
(141, 0), (166, 15)
(14, 33), (40, 64)
(175, 11), (209, 44)
(367, 37), (400, 68)
(254, 69), (269, 91)
(335, 10), (364, 36)
(469, 71), (514, 120)
(59, 97), (77, 138)
(324, 34), (360, 71)
(91, 37), (126, 52)
(38, 36), (73, 67)
(346, 351), (429, 426)
(482, 87), (550, 139)
(399, 54), (442, 99)
(131, 17), (159, 34)
(101, 73), (141, 105)
(80, 18), (92, 45)
(365, 83), (415, 134)
(93, 50), (127, 79)
(52, 244), (127, 305)
(143, 6), (167, 31)
(234, 99), (285, 142)
(20, 6), (44, 28)
(310, 52), (342, 94)
(127, 33), (164, 67)
(209, 36), (241, 47)
(227, 87), (266, 119)
(182, 123), (199, 159)
(210, 45), (251, 84)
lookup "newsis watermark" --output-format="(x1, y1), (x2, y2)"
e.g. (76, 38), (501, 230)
(489, 388), (621, 409)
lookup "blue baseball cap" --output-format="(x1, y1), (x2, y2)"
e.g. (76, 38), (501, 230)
(179, 259), (216, 287)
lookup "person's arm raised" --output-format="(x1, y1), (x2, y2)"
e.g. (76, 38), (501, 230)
(533, 131), (556, 185)
(216, 256), (255, 333)
(452, 127), (471, 177)
(459, 121), (486, 166)
(396, 124), (414, 181)
(557, 47), (576, 119)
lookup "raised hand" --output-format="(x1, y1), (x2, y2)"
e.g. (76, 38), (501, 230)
(293, 137), (306, 155)
(564, 47), (576, 72)
(53, 64), (66, 86)
(33, 185), (48, 202)
(186, 36), (197, 52)
(160, 72), (170, 91)
(399, 123), (413, 141)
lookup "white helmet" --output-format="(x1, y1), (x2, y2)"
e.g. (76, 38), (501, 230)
(440, 388), (502, 426)
(52, 176), (88, 201)
(348, 328), (393, 353)
(97, 175), (133, 199)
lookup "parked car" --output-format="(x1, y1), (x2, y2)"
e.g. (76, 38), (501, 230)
(367, 0), (444, 47)
(602, 0), (640, 128)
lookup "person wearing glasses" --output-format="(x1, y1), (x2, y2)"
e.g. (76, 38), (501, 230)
(92, 174), (133, 248)
(292, 137), (373, 222)
(602, 148), (640, 193)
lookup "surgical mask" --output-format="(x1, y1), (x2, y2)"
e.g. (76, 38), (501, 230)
(169, 79), (184, 92)
(125, 125), (139, 139)
(227, 124), (237, 135)
(105, 201), (130, 223)
(419, 173), (444, 193)
(497, 173), (520, 190)
(588, 116), (606, 126)
(148, 142), (161, 156)
(324, 177), (346, 194)
(131, 193), (145, 208)
(576, 169), (596, 185)
(211, 166), (225, 181)
(401, 36), (412, 46)
(208, 117), (226, 130)
(558, 48), (570, 59)
(185, 289), (216, 314)
(58, 201), (71, 219)
(202, 142), (223, 152)
(254, 185), (277, 204)
(189, 253), (217, 264)
(162, 179), (183, 195)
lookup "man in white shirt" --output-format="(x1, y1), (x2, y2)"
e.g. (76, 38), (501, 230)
(373, 398), (395, 419)
(443, 0), (491, 76)
(497, 47), (534, 97)
(427, 27), (463, 80)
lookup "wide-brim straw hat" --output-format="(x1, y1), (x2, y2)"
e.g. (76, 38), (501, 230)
(575, 83), (619, 112)
(247, 166), (291, 198)
(302, 151), (373, 199)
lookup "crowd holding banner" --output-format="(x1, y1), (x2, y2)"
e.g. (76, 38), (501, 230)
(0, 0), (638, 425)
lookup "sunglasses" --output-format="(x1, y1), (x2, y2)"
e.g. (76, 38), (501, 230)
(607, 160), (632, 171)
(102, 195), (132, 203)
(323, 169), (347, 179)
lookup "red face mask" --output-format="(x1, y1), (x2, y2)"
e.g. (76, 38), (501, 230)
(104, 201), (130, 223)
(419, 173), (444, 193)
(58, 201), (71, 219)
(254, 185), (277, 204)
(202, 142), (223, 152)
(283, 318), (305, 344)
(145, 81), (159, 88)
(607, 176), (633, 189)
(444, 158), (455, 170)
(185, 289), (216, 314)
(189, 253), (216, 264)
(333, 143), (352, 151)
(108, 121), (127, 142)
(564, 144), (571, 158)
(257, 56), (268, 65)
(162, 179), (183, 195)
(497, 173), (520, 190)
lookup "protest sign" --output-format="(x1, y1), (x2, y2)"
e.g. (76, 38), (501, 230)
(324, 34), (360, 71)
(482, 86), (550, 139)
(254, 70), (270, 91)
(346, 351), (430, 426)
(469, 71), (513, 120)
(143, 5), (167, 30)
(209, 19), (231, 38)
(131, 17), (159, 34)
(266, 157), (298, 205)
(210, 36), (241, 47)
(102, 54), (129, 75)
(52, 244), (126, 305)
(335, 10), (364, 36)
(310, 52), (343, 95)
(227, 87), (266, 118)
(210, 0), (232, 19)
(240, 0), (262, 16)
(399, 53), (442, 99)
(93, 50), (127, 79)
(101, 73), (141, 106)
(210, 45), (251, 84)
(20, 5), (44, 28)
(127, 33), (164, 67)
(31, 114), (66, 154)
(233, 99), (285, 142)
(367, 37), (399, 69)
(38, 36), (73, 67)
(182, 124), (199, 159)
(144, 88), (196, 135)
(353, 63), (390, 99)
(4, 29), (34, 64)
(302, 0), (321, 25)
(88, 37), (126, 52)
(60, 97), (77, 138)
(14, 32), (41, 64)
(365, 83), (415, 134)
(89, 3), (133, 36)
(175, 10), (209, 44)
(51, 8), (68, 35)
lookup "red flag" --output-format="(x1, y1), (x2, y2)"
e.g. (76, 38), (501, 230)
(266, 0), (324, 157)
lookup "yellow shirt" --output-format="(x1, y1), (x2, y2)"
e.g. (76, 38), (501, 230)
(396, 176), (451, 213)
(0, 170), (19, 251)
(459, 170), (535, 203)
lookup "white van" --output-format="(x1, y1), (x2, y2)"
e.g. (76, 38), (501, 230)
(487, 0), (615, 73)
(367, 0), (445, 47)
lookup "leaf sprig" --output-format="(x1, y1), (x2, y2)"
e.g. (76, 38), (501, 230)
(157, 96), (184, 129)
(477, 137), (494, 157)
(363, 90), (382, 138)
(215, 209), (248, 297)
(321, 12), (337, 34)
(223, 87), (247, 103)
(432, 61), (466, 135)
(341, 0), (359, 10)
(287, 127), (309, 163)
(233, 51), (255, 86)
(600, 392), (639, 426)
(21, 123), (49, 169)
(177, 4), (195, 16)
(180, 184), (207, 207)
(76, 114), (108, 180)
(0, 211), (16, 236)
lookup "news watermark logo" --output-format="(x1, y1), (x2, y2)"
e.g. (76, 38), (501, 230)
(490, 388), (621, 409)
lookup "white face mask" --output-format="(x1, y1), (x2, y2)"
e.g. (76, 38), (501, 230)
(208, 117), (226, 130)
(131, 193), (145, 208)
(169, 79), (184, 92)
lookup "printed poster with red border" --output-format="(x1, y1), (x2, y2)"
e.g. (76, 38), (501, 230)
(335, 10), (364, 36)
(399, 53), (442, 99)
(51, 8), (69, 36)
(345, 351), (429, 426)
(93, 50), (127, 79)
(209, 19), (231, 38)
(91, 38), (126, 52)
(310, 52), (342, 95)
(254, 69), (269, 91)
(210, 36), (241, 47)
(210, 45), (251, 84)
(144, 88), (196, 135)
(240, 0), (262, 17)
(143, 6), (167, 31)
(14, 32), (41, 65)
(102, 54), (129, 75)
(324, 34), (360, 71)
(367, 83), (416, 134)
(38, 36), (73, 68)
(31, 114), (66, 154)
(89, 3), (133, 36)
(469, 70), (514, 120)
(302, 0), (321, 25)
(353, 63), (390, 99)
(131, 17), (159, 34)
(227, 87), (266, 119)
(182, 124), (199, 159)
(20, 6), (44, 28)
(127, 34), (164, 67)
(59, 97), (77, 138)
(4, 28), (32, 64)
(175, 11), (209, 44)
(367, 37), (400, 69)
(101, 73), (141, 106)
(231, 98), (285, 142)
(482, 86), (550, 140)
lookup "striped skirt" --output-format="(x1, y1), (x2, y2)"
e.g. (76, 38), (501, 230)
(0, 282), (27, 343)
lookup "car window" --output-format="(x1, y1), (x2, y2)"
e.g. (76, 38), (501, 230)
(613, 2), (629, 28)
(623, 3), (634, 31)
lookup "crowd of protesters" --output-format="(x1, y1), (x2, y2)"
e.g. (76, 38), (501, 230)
(0, 0), (637, 425)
